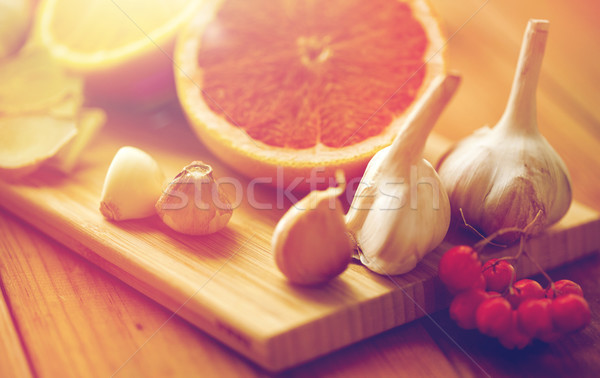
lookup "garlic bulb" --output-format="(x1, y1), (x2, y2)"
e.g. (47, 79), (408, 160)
(156, 161), (233, 235)
(272, 172), (352, 285)
(346, 74), (460, 275)
(437, 20), (572, 243)
(100, 146), (165, 221)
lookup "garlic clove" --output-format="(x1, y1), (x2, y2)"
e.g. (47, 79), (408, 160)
(346, 73), (460, 275)
(156, 161), (233, 235)
(437, 20), (572, 243)
(352, 159), (451, 275)
(100, 146), (165, 221)
(272, 172), (352, 285)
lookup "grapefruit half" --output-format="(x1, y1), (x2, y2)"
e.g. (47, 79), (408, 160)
(176, 0), (445, 190)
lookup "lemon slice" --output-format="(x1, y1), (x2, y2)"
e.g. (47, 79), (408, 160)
(0, 116), (77, 179)
(37, 0), (201, 72)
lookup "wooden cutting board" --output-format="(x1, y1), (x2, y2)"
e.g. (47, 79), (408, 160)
(0, 110), (598, 372)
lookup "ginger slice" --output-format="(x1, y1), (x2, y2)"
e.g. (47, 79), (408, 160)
(0, 115), (77, 179)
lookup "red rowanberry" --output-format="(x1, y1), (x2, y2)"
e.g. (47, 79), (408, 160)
(482, 258), (515, 292)
(473, 274), (486, 291)
(498, 310), (532, 349)
(450, 289), (489, 329)
(507, 279), (545, 308)
(517, 298), (554, 338)
(476, 297), (513, 337)
(545, 280), (584, 299)
(551, 294), (591, 333)
(439, 246), (482, 294)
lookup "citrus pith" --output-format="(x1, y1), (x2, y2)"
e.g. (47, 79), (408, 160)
(176, 0), (446, 189)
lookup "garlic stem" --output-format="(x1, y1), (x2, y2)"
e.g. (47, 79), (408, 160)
(179, 161), (213, 179)
(384, 73), (461, 170)
(498, 19), (549, 134)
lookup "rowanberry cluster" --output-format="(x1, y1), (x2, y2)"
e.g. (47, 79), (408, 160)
(438, 245), (591, 349)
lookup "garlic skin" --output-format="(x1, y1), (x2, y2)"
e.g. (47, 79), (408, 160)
(100, 146), (165, 221)
(156, 161), (232, 235)
(346, 74), (460, 275)
(272, 172), (352, 285)
(437, 20), (572, 243)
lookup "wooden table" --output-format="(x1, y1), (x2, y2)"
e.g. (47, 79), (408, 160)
(1, 1), (599, 376)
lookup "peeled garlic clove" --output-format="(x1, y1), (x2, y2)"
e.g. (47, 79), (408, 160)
(100, 146), (165, 221)
(437, 20), (572, 243)
(156, 161), (232, 235)
(272, 172), (352, 285)
(346, 74), (460, 275)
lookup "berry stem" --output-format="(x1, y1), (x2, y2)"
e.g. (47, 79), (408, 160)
(506, 235), (526, 294)
(524, 249), (554, 287)
(472, 210), (543, 252)
(459, 208), (506, 248)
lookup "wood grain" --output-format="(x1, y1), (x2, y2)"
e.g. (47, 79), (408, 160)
(0, 113), (598, 371)
(2, 210), (475, 377)
(0, 213), (262, 377)
(0, 254), (33, 378)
